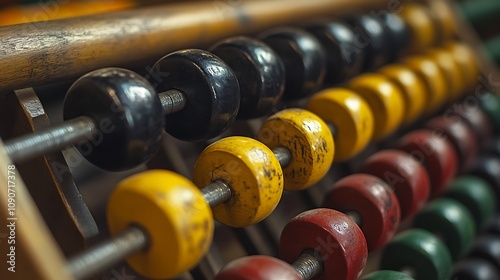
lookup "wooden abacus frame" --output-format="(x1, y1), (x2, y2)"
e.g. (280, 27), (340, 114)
(0, 0), (498, 279)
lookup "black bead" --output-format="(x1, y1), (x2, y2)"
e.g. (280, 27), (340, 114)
(63, 68), (164, 171)
(306, 22), (364, 83)
(469, 156), (500, 210)
(452, 258), (500, 280)
(259, 27), (327, 100)
(469, 235), (500, 272)
(150, 49), (240, 141)
(484, 137), (500, 158)
(488, 215), (500, 236)
(346, 15), (390, 71)
(210, 36), (285, 119)
(378, 13), (410, 61)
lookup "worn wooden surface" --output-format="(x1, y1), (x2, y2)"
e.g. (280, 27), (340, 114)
(0, 0), (388, 93)
(0, 139), (73, 280)
(0, 89), (98, 257)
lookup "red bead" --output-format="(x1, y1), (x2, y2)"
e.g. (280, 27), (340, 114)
(424, 117), (477, 171)
(447, 103), (493, 146)
(397, 130), (458, 198)
(215, 256), (301, 280)
(360, 149), (430, 220)
(280, 208), (367, 280)
(322, 174), (400, 251)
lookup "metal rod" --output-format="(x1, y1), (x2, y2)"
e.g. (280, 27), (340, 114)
(158, 89), (187, 115)
(292, 250), (323, 280)
(4, 116), (97, 163)
(67, 226), (149, 280)
(273, 146), (292, 168)
(400, 266), (417, 279)
(345, 210), (362, 227)
(327, 123), (337, 138)
(0, 0), (387, 93)
(201, 180), (232, 207)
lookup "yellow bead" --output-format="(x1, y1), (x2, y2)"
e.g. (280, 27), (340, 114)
(306, 88), (374, 162)
(403, 56), (448, 114)
(348, 73), (405, 140)
(379, 64), (427, 125)
(107, 170), (213, 279)
(428, 1), (456, 42)
(401, 3), (436, 52)
(257, 108), (335, 191)
(425, 48), (464, 101)
(445, 42), (478, 91)
(193, 136), (283, 227)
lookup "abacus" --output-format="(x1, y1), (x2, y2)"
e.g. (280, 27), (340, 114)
(1, 0), (500, 279)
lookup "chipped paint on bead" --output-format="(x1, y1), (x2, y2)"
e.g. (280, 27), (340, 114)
(193, 136), (283, 227)
(258, 108), (334, 191)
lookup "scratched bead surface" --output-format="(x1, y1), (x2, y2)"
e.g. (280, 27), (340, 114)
(63, 68), (164, 171)
(215, 256), (301, 280)
(378, 64), (427, 125)
(150, 49), (240, 140)
(360, 149), (430, 220)
(107, 170), (213, 279)
(322, 174), (401, 251)
(210, 36), (285, 119)
(348, 73), (405, 140)
(258, 108), (334, 191)
(397, 130), (458, 198)
(259, 27), (327, 100)
(193, 136), (283, 227)
(306, 88), (374, 161)
(403, 56), (447, 114)
(280, 208), (368, 280)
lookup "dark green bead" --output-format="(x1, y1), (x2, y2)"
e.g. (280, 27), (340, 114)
(443, 176), (496, 232)
(413, 198), (476, 260)
(479, 93), (500, 135)
(380, 229), (453, 280)
(361, 270), (415, 280)
(459, 0), (500, 29)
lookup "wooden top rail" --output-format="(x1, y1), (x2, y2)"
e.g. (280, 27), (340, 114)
(0, 0), (388, 93)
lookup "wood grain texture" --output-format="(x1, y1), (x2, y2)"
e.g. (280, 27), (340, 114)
(0, 89), (98, 257)
(0, 0), (387, 92)
(0, 140), (73, 280)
